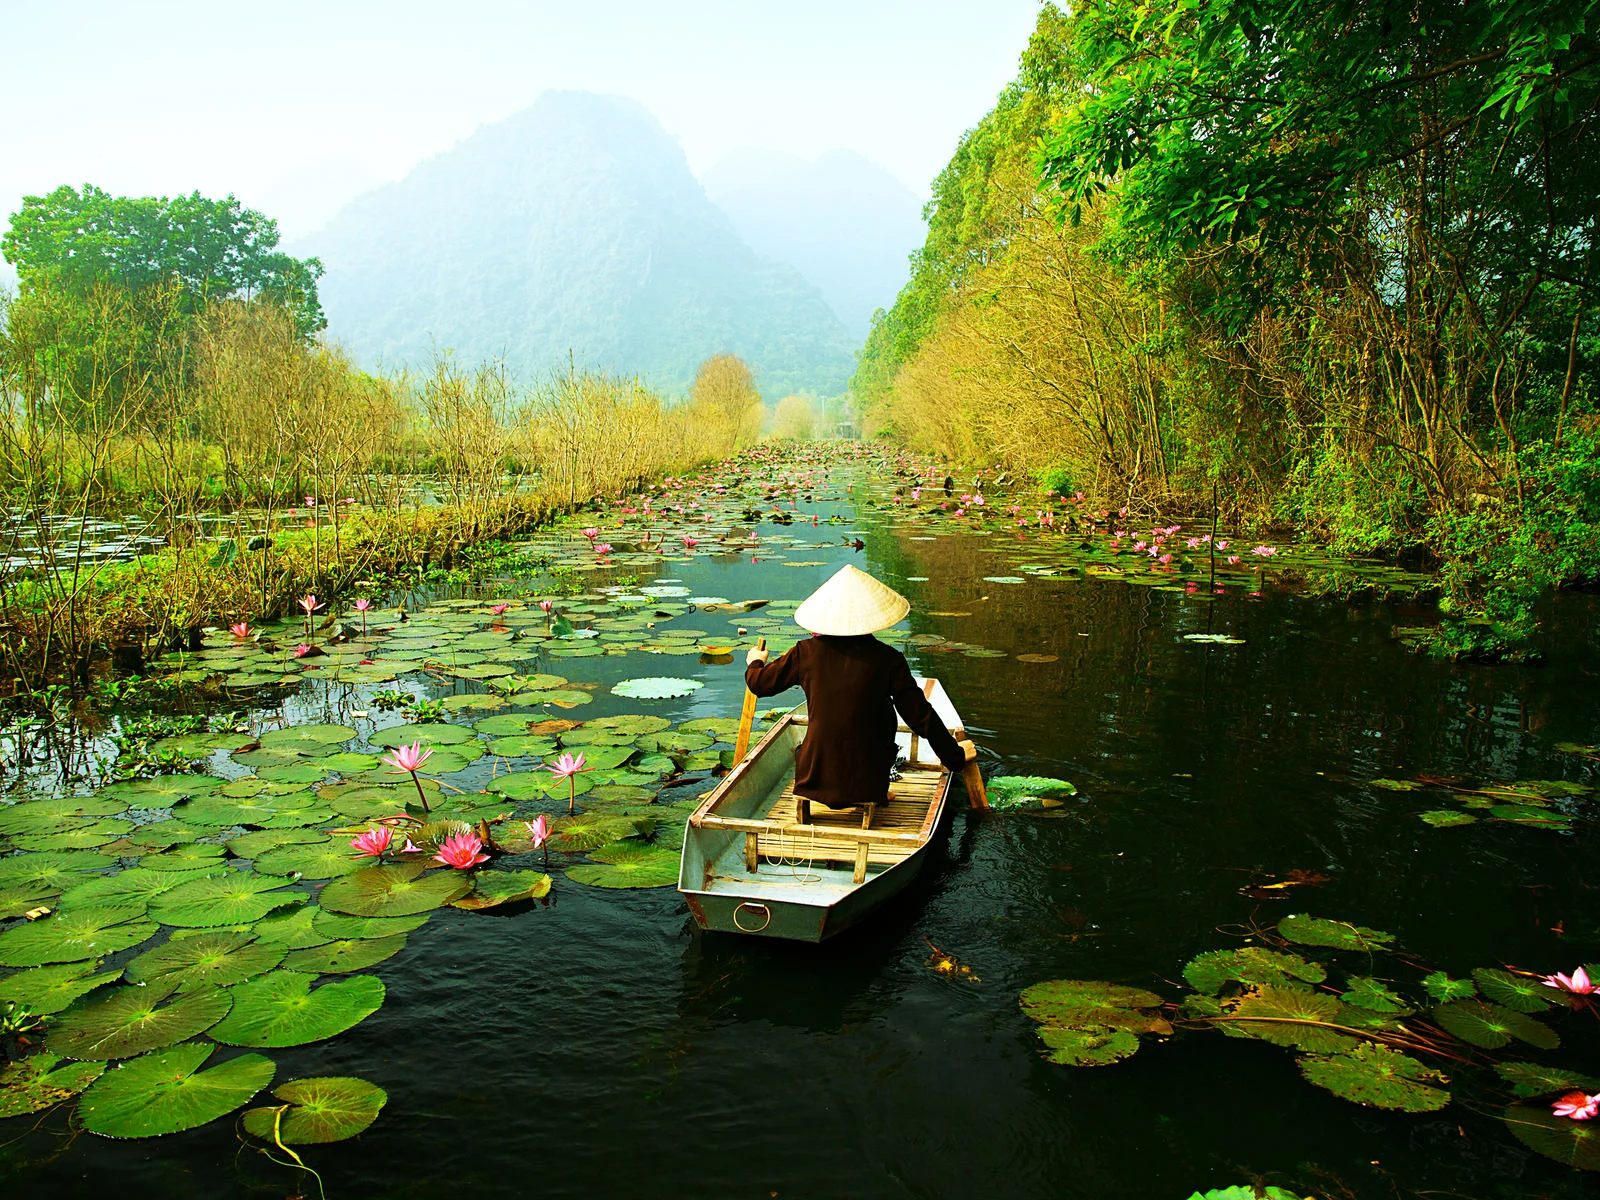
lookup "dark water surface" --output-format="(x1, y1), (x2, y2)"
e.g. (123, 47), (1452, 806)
(11, 475), (1600, 1200)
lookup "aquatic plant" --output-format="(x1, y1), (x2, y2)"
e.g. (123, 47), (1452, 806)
(527, 814), (551, 866)
(296, 593), (323, 636)
(379, 741), (435, 813)
(350, 827), (393, 858)
(352, 597), (371, 635)
(433, 832), (489, 870)
(1545, 967), (1596, 996)
(546, 752), (589, 815)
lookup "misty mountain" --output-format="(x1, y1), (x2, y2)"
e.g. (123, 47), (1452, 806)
(700, 148), (925, 340)
(291, 91), (856, 397)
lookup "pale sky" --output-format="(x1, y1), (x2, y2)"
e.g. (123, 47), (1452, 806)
(0, 0), (1046, 265)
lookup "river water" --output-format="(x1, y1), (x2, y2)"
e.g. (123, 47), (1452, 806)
(7, 453), (1599, 1199)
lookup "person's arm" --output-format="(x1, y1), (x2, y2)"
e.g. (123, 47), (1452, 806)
(744, 640), (806, 698)
(888, 652), (966, 771)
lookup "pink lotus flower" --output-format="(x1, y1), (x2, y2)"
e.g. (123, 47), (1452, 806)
(305, 496), (317, 507)
(1216, 540), (1229, 550)
(1227, 554), (1241, 564)
(526, 813), (552, 865)
(594, 543), (613, 555)
(911, 488), (921, 501)
(1252, 545), (1277, 557)
(1158, 553), (1172, 565)
(434, 831), (489, 870)
(1553, 1091), (1600, 1120)
(229, 622), (250, 638)
(298, 593), (322, 614)
(350, 826), (392, 857)
(681, 536), (699, 548)
(491, 603), (509, 615)
(293, 643), (312, 658)
(383, 741), (434, 774)
(539, 600), (553, 612)
(1544, 966), (1596, 995)
(581, 527), (599, 540)
(547, 752), (587, 779)
(352, 598), (371, 612)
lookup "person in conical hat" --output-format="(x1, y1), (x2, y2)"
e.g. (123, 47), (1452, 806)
(745, 565), (974, 822)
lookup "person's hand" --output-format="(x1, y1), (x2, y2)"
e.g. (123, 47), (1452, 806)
(959, 739), (977, 763)
(746, 646), (769, 667)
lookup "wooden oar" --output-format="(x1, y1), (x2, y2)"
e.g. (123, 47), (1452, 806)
(962, 745), (989, 810)
(733, 637), (767, 762)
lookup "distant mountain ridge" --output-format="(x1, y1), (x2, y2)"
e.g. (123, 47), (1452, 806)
(292, 91), (856, 396)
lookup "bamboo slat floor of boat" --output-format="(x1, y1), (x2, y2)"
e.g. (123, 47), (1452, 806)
(752, 767), (945, 870)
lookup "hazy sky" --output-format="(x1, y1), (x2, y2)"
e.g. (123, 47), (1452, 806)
(0, 0), (1045, 256)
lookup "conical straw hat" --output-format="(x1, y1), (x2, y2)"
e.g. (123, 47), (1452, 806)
(793, 565), (910, 636)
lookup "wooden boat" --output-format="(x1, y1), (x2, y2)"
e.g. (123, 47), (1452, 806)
(677, 677), (977, 942)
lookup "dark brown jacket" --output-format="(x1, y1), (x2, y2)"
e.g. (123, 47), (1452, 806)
(744, 634), (964, 809)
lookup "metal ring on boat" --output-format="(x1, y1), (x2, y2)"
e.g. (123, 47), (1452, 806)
(733, 902), (771, 933)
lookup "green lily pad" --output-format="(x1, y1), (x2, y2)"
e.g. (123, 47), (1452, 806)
(490, 770), (594, 802)
(0, 960), (121, 1014)
(677, 717), (741, 736)
(552, 815), (640, 852)
(986, 776), (1078, 811)
(282, 934), (406, 974)
(1278, 914), (1394, 952)
(15, 819), (134, 851)
(565, 842), (679, 888)
(255, 838), (367, 880)
(1434, 1000), (1558, 1050)
(1491, 804), (1571, 829)
(1503, 1103), (1600, 1169)
(369, 723), (474, 748)
(1183, 948), (1326, 995)
(1422, 971), (1477, 1002)
(126, 932), (287, 991)
(139, 843), (227, 871)
(226, 828), (325, 859)
(79, 1041), (275, 1138)
(1341, 977), (1413, 1014)
(1036, 1024), (1140, 1066)
(100, 775), (223, 802)
(1473, 967), (1557, 1013)
(127, 820), (210, 849)
(1419, 809), (1477, 827)
(487, 735), (559, 758)
(452, 870), (552, 910)
(0, 906), (157, 967)
(150, 872), (303, 928)
(611, 676), (703, 700)
(259, 725), (357, 749)
(0, 807), (90, 835)
(1368, 778), (1423, 791)
(0, 1052), (106, 1117)
(1298, 1043), (1449, 1111)
(1495, 1061), (1600, 1097)
(0, 883), (60, 919)
(0, 850), (118, 891)
(256, 762), (335, 785)
(1223, 987), (1361, 1054)
(47, 978), (232, 1060)
(209, 970), (385, 1047)
(309, 910), (430, 940)
(252, 906), (333, 950)
(1019, 979), (1170, 1033)
(242, 1075), (388, 1144)
(318, 861), (471, 917)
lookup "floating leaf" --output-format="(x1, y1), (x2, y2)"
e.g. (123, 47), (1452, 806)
(1473, 968), (1556, 1013)
(318, 861), (471, 917)
(255, 838), (367, 880)
(209, 971), (385, 1047)
(1019, 979), (1169, 1033)
(1419, 809), (1476, 827)
(1495, 1062), (1600, 1098)
(1185, 1187), (1306, 1200)
(1037, 1025), (1139, 1066)
(566, 842), (679, 888)
(226, 828), (325, 859)
(80, 1041), (274, 1138)
(259, 724), (356, 749)
(1434, 1000), (1558, 1050)
(143, 868), (298, 926)
(369, 723), (474, 748)
(1491, 804), (1571, 829)
(0, 906), (157, 967)
(282, 934), (406, 974)
(310, 910), (429, 940)
(452, 870), (552, 910)
(552, 815), (640, 852)
(1368, 778), (1423, 791)
(1341, 977), (1413, 1014)
(1183, 948), (1326, 995)
(242, 1075), (388, 1144)
(1277, 914), (1394, 952)
(252, 906), (332, 949)
(139, 843), (227, 871)
(47, 979), (232, 1060)
(1503, 1103), (1600, 1170)
(0, 850), (118, 891)
(611, 676), (703, 700)
(1223, 987), (1361, 1054)
(1297, 1043), (1449, 1111)
(1422, 971), (1477, 1002)
(100, 776), (222, 802)
(0, 1052), (106, 1118)
(15, 818), (134, 851)
(0, 960), (121, 1015)
(985, 776), (1078, 811)
(126, 932), (286, 991)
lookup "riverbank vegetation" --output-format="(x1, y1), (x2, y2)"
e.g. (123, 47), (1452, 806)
(0, 187), (767, 692)
(854, 2), (1600, 657)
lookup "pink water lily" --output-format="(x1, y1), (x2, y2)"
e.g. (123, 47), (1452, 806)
(547, 751), (589, 815)
(681, 536), (699, 548)
(1553, 1091), (1600, 1120)
(401, 837), (423, 854)
(293, 643), (312, 658)
(539, 599), (553, 612)
(381, 741), (434, 812)
(594, 542), (613, 555)
(526, 813), (552, 865)
(434, 831), (489, 870)
(298, 593), (322, 614)
(581, 527), (599, 540)
(352, 597), (371, 635)
(1544, 966), (1596, 995)
(491, 603), (509, 615)
(1252, 545), (1278, 557)
(229, 622), (250, 638)
(305, 495), (317, 507)
(350, 826), (392, 857)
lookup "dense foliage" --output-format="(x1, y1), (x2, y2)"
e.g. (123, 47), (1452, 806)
(854, 2), (1600, 655)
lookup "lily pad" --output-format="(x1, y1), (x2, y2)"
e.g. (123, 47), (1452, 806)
(1341, 977), (1413, 1014)
(1019, 980), (1170, 1034)
(252, 906), (333, 949)
(565, 842), (680, 888)
(1473, 967), (1556, 1013)
(1495, 1061), (1600, 1097)
(1422, 971), (1477, 1002)
(552, 815), (640, 852)
(369, 723), (475, 748)
(318, 861), (472, 917)
(0, 850), (118, 891)
(282, 933), (406, 974)
(1419, 809), (1476, 827)
(226, 828), (325, 859)
(15, 819), (134, 851)
(47, 978), (232, 1060)
(986, 776), (1078, 811)
(100, 775), (223, 802)
(0, 906), (157, 967)
(0, 960), (122, 1014)
(611, 677), (703, 700)
(1035, 1024), (1140, 1066)
(1297, 1043), (1449, 1111)
(139, 843), (228, 871)
(126, 932), (287, 991)
(242, 1075), (388, 1144)
(258, 724), (357, 749)
(1277, 914), (1394, 952)
(452, 870), (553, 910)
(209, 970), (385, 1047)
(1503, 1103), (1600, 1169)
(0, 1052), (106, 1118)
(1223, 987), (1361, 1054)
(1434, 1000), (1558, 1050)
(310, 910), (431, 940)
(255, 838), (367, 880)
(150, 872), (303, 928)
(1183, 948), (1326, 995)
(79, 1041), (275, 1138)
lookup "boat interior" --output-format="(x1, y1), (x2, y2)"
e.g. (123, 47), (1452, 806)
(684, 679), (960, 905)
